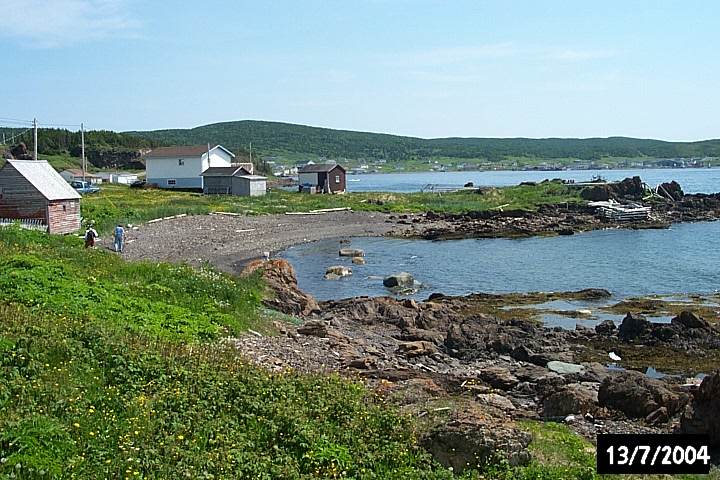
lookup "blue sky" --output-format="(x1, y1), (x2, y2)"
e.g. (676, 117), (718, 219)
(2, 0), (719, 141)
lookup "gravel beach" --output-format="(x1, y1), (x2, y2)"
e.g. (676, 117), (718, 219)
(98, 210), (414, 275)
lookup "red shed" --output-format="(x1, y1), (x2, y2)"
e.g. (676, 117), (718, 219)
(0, 160), (82, 234)
(297, 164), (346, 193)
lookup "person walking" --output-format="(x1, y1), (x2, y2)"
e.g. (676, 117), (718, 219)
(84, 226), (98, 248)
(114, 224), (126, 253)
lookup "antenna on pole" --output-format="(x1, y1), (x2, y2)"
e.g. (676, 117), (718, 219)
(81, 123), (86, 181)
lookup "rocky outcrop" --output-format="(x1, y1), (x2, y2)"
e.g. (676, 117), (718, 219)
(241, 259), (319, 316)
(678, 371), (720, 446)
(616, 311), (719, 346)
(598, 370), (690, 420)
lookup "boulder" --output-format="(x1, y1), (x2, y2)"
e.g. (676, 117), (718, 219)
(383, 272), (415, 289)
(477, 366), (519, 391)
(542, 384), (597, 418)
(618, 312), (652, 341)
(671, 310), (712, 330)
(339, 248), (364, 257)
(598, 370), (690, 419)
(396, 341), (439, 357)
(595, 319), (617, 335)
(420, 404), (532, 474)
(351, 256), (365, 265)
(325, 265), (352, 277)
(678, 371), (720, 446)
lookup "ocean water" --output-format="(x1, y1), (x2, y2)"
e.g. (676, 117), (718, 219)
(344, 168), (720, 194)
(280, 221), (720, 302)
(278, 169), (720, 328)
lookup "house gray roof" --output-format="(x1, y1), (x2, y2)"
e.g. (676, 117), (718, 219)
(298, 164), (346, 173)
(144, 145), (235, 158)
(201, 166), (253, 176)
(5, 160), (81, 200)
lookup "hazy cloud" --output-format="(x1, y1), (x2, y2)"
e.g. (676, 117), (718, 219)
(0, 0), (143, 48)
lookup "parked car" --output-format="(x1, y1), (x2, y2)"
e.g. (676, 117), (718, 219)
(70, 180), (100, 194)
(130, 179), (146, 189)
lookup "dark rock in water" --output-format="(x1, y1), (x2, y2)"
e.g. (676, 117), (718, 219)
(420, 404), (532, 474)
(598, 370), (690, 419)
(383, 272), (414, 289)
(678, 371), (720, 446)
(618, 312), (652, 341)
(542, 384), (598, 418)
(556, 228), (574, 235)
(325, 265), (352, 277)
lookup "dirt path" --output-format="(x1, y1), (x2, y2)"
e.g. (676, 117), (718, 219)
(97, 210), (414, 275)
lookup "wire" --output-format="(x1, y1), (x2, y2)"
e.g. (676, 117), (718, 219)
(0, 117), (33, 126)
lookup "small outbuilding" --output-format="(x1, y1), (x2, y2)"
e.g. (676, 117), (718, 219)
(0, 159), (82, 234)
(201, 166), (267, 196)
(297, 164), (346, 193)
(59, 168), (103, 184)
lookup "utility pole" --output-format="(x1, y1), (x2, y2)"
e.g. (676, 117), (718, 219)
(33, 118), (37, 160)
(81, 123), (86, 181)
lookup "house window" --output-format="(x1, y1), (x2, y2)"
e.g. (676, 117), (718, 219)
(168, 179), (177, 186)
(335, 175), (340, 183)
(178, 159), (185, 166)
(62, 205), (66, 211)
(70, 201), (75, 207)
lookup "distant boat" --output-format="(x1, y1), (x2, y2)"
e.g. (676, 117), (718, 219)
(348, 178), (361, 182)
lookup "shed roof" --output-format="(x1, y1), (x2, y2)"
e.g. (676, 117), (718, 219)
(4, 160), (81, 201)
(298, 163), (346, 173)
(144, 145), (235, 158)
(201, 166), (253, 177)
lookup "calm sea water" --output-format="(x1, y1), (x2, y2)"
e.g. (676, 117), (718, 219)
(345, 168), (720, 194)
(278, 169), (720, 328)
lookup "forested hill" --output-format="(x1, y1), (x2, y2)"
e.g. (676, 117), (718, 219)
(126, 120), (720, 162)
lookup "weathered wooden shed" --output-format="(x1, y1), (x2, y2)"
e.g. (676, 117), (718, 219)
(201, 166), (267, 196)
(297, 164), (346, 193)
(0, 160), (82, 234)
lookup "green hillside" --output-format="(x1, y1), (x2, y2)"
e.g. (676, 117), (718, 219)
(126, 120), (720, 164)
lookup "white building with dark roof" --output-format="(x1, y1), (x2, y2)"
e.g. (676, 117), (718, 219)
(143, 145), (235, 189)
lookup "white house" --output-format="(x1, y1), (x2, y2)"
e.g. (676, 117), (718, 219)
(143, 145), (235, 189)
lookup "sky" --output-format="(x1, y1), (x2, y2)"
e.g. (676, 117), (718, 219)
(1, 0), (719, 141)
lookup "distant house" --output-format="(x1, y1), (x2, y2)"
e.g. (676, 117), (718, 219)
(59, 169), (103, 184)
(143, 145), (236, 189)
(0, 160), (82, 234)
(201, 166), (267, 196)
(297, 164), (346, 193)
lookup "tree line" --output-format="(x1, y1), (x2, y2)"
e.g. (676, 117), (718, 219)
(4, 121), (720, 166)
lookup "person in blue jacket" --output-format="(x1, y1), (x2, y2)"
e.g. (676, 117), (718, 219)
(114, 224), (126, 253)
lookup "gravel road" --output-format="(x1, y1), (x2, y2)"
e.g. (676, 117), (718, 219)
(97, 210), (413, 275)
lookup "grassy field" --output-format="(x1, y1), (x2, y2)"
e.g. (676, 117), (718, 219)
(80, 180), (583, 234)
